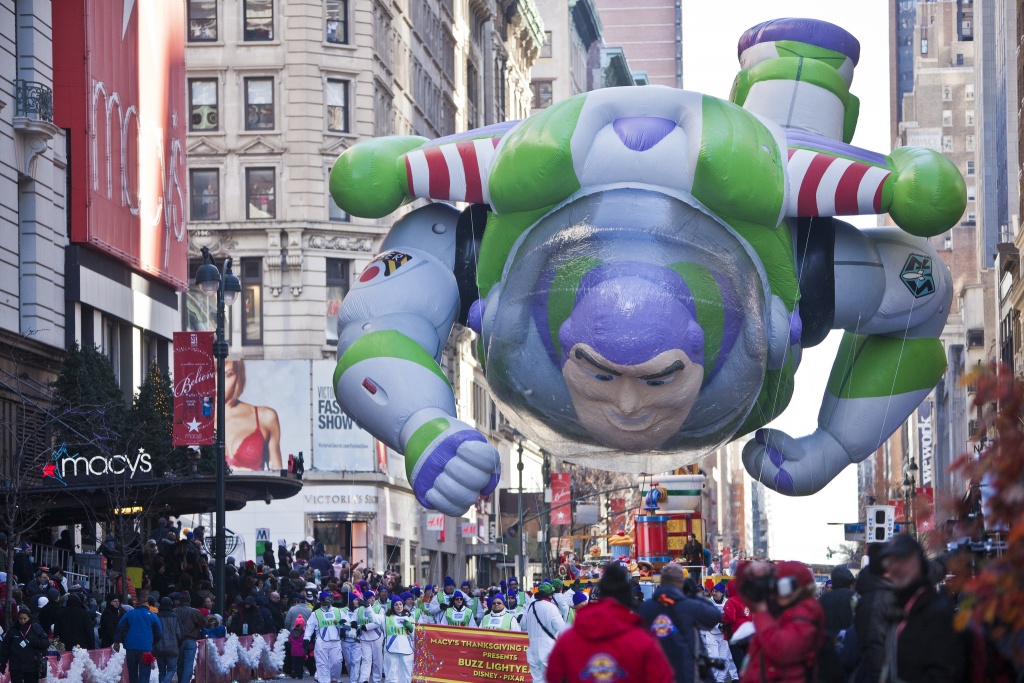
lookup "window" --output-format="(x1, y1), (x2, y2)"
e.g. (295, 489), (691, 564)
(246, 167), (276, 219)
(467, 63), (480, 129)
(541, 31), (552, 59)
(944, 236), (952, 250)
(965, 83), (974, 100)
(328, 193), (348, 222)
(942, 110), (953, 127)
(921, 38), (928, 54)
(531, 80), (553, 109)
(184, 259), (232, 336)
(187, 0), (217, 41)
(244, 0), (273, 41)
(966, 134), (975, 151)
(967, 212), (976, 223)
(326, 0), (348, 44)
(245, 78), (275, 130)
(942, 85), (952, 101)
(967, 185), (976, 201)
(325, 259), (350, 344)
(956, 53), (964, 66)
(189, 169), (220, 220)
(966, 109), (975, 126)
(966, 160), (975, 176)
(326, 79), (349, 133)
(942, 135), (953, 152)
(241, 258), (263, 345)
(189, 79), (218, 131)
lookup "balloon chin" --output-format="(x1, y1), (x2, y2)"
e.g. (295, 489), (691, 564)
(484, 188), (770, 473)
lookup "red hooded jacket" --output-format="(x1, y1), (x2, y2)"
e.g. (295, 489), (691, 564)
(721, 580), (751, 640)
(546, 598), (674, 683)
(739, 596), (825, 683)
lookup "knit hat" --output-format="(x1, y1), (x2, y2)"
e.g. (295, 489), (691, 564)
(294, 614), (305, 627)
(500, 580), (508, 593)
(461, 580), (471, 587)
(363, 590), (375, 600)
(572, 591), (588, 606)
(424, 584), (434, 592)
(400, 592), (414, 602)
(451, 590), (466, 602)
(508, 576), (518, 585)
(18, 605), (31, 616)
(536, 583), (555, 598)
(410, 587), (422, 597)
(392, 597), (404, 609)
(774, 561), (815, 596)
(319, 590), (332, 600)
(348, 594), (361, 607)
(487, 594), (505, 608)
(443, 576), (456, 587)
(712, 582), (727, 594)
(551, 579), (564, 591)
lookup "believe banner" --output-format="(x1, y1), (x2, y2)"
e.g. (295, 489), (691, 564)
(551, 472), (572, 526)
(173, 332), (216, 446)
(412, 624), (529, 683)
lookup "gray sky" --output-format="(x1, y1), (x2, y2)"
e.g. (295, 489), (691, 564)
(681, 0), (891, 564)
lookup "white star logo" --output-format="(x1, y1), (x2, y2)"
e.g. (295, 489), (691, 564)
(186, 418), (201, 433)
(122, 0), (136, 41)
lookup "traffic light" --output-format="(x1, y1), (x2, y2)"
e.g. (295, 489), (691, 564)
(866, 505), (895, 543)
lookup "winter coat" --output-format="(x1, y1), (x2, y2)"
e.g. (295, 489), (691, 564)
(154, 609), (182, 657)
(881, 584), (966, 683)
(114, 606), (162, 651)
(174, 605), (207, 641)
(637, 584), (722, 683)
(288, 632), (306, 657)
(100, 604), (126, 648)
(853, 569), (898, 682)
(54, 596), (96, 650)
(0, 620), (49, 674)
(739, 597), (825, 683)
(721, 580), (751, 640)
(546, 598), (674, 683)
(681, 541), (704, 568)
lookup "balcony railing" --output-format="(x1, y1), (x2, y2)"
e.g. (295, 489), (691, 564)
(15, 79), (54, 123)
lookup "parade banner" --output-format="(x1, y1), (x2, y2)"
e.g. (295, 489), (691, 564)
(551, 472), (572, 526)
(173, 332), (216, 446)
(413, 624), (530, 683)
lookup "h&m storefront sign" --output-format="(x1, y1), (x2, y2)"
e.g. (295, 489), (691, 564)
(41, 443), (153, 486)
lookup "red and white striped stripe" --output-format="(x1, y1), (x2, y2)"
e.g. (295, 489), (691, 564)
(404, 137), (502, 204)
(786, 148), (891, 218)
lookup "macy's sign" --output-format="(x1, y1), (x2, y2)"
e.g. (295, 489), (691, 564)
(42, 443), (153, 486)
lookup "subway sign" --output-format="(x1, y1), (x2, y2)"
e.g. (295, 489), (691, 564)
(41, 443), (153, 486)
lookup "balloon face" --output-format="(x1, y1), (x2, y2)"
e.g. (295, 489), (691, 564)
(484, 188), (770, 473)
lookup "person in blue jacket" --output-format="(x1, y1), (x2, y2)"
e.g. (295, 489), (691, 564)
(113, 601), (162, 683)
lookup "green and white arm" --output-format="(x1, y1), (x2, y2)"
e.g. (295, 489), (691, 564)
(331, 204), (499, 515)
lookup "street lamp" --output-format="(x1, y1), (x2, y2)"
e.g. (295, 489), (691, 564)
(902, 457), (918, 539)
(195, 245), (240, 615)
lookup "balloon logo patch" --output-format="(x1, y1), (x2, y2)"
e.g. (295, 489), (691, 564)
(900, 254), (935, 298)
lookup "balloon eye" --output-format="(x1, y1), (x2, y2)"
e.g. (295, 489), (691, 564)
(645, 380), (666, 387)
(596, 374), (614, 382)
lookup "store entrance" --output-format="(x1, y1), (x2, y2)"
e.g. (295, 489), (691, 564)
(312, 519), (368, 566)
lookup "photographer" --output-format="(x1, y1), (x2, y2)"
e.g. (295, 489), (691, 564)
(735, 561), (824, 683)
(638, 563), (722, 683)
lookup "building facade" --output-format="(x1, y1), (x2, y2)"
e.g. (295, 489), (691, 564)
(593, 0), (681, 88)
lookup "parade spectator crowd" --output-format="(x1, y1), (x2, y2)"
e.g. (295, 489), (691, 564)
(0, 527), (1019, 683)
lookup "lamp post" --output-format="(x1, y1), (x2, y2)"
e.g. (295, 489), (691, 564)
(516, 438), (524, 584)
(541, 451), (550, 576)
(195, 246), (240, 615)
(902, 457), (919, 540)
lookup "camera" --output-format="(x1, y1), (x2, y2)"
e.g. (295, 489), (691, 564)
(697, 654), (727, 677)
(738, 572), (777, 604)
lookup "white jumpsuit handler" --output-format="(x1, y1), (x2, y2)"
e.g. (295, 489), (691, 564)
(339, 596), (363, 682)
(520, 585), (566, 683)
(355, 594), (384, 683)
(371, 599), (416, 683)
(478, 595), (521, 632)
(303, 592), (345, 683)
(704, 582), (738, 683)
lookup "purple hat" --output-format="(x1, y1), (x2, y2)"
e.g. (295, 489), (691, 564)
(443, 576), (455, 587)
(572, 591), (588, 606)
(451, 591), (466, 601)
(392, 598), (404, 609)
(424, 584), (435, 592)
(559, 263), (705, 370)
(363, 590), (375, 600)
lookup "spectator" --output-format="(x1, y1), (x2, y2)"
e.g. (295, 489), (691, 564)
(638, 563), (722, 683)
(201, 614), (226, 640)
(35, 589), (60, 631)
(288, 614), (308, 679)
(24, 571), (54, 603)
(54, 593), (95, 651)
(113, 597), (163, 683)
(99, 595), (126, 648)
(877, 535), (965, 682)
(737, 560), (825, 683)
(818, 565), (856, 683)
(153, 598), (181, 683)
(0, 606), (49, 683)
(721, 579), (752, 669)
(13, 544), (37, 585)
(548, 562), (674, 683)
(227, 597), (265, 637)
(173, 593), (206, 683)
(853, 544), (897, 682)
(53, 530), (76, 571)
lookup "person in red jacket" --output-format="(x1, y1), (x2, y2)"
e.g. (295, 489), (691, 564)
(546, 562), (673, 683)
(721, 579), (752, 669)
(737, 561), (825, 683)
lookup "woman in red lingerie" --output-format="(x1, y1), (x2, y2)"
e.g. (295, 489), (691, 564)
(224, 359), (283, 471)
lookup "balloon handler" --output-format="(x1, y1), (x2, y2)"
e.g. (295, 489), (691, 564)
(304, 591), (345, 683)
(330, 17), (965, 516)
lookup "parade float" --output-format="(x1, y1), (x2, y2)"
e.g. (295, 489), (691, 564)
(329, 17), (966, 517)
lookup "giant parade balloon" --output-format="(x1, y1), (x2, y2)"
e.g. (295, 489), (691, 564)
(329, 18), (966, 515)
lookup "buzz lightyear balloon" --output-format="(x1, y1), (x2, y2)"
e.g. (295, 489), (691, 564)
(330, 18), (965, 515)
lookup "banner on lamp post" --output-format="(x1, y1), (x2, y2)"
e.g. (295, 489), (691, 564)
(551, 472), (572, 526)
(173, 332), (216, 447)
(916, 487), (935, 533)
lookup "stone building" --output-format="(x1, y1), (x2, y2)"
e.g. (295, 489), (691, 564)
(184, 0), (542, 585)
